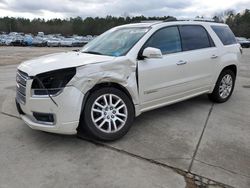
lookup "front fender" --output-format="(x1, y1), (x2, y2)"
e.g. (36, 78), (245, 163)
(70, 58), (140, 108)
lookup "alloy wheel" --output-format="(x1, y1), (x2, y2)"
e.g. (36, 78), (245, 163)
(91, 94), (128, 133)
(219, 74), (233, 99)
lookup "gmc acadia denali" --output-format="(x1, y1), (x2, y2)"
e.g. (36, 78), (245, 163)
(16, 20), (241, 140)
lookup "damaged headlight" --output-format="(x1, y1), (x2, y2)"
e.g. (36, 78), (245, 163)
(31, 68), (76, 96)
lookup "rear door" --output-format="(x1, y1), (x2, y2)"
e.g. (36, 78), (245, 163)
(177, 25), (218, 92)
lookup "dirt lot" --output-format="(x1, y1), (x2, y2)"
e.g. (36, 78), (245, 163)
(0, 47), (250, 188)
(0, 46), (76, 66)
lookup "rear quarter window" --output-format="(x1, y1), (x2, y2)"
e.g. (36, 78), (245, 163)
(211, 25), (237, 45)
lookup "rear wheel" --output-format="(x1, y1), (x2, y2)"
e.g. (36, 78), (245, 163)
(208, 69), (235, 103)
(79, 87), (134, 141)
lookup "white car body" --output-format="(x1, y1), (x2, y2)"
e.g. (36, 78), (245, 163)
(16, 21), (241, 135)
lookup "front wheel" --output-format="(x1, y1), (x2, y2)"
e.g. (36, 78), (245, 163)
(79, 87), (134, 141)
(208, 69), (235, 103)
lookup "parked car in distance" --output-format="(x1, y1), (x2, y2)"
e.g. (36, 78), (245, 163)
(71, 36), (87, 47)
(47, 38), (60, 47)
(11, 35), (24, 46)
(4, 36), (15, 45)
(236, 37), (250, 48)
(59, 37), (74, 47)
(22, 34), (33, 46)
(0, 32), (95, 47)
(37, 32), (45, 37)
(0, 34), (7, 45)
(32, 36), (47, 47)
(16, 20), (241, 141)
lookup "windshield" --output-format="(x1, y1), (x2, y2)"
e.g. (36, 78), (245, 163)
(81, 27), (150, 57)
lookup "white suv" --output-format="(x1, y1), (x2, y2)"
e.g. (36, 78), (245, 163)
(16, 20), (241, 140)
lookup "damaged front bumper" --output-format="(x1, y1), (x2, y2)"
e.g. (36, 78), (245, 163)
(16, 79), (84, 134)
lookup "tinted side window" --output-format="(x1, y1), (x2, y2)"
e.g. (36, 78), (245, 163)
(144, 26), (181, 54)
(179, 25), (211, 51)
(211, 25), (236, 45)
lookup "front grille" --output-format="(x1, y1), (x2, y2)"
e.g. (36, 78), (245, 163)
(16, 70), (29, 104)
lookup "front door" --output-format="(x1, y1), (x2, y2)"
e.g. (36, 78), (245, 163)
(137, 26), (189, 111)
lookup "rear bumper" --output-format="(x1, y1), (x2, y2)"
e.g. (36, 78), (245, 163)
(16, 85), (84, 135)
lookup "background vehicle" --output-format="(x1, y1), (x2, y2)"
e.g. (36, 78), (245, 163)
(32, 36), (47, 47)
(16, 20), (241, 141)
(0, 34), (7, 45)
(0, 32), (95, 47)
(47, 38), (60, 47)
(59, 37), (74, 47)
(11, 35), (24, 46)
(236, 37), (250, 48)
(4, 36), (15, 45)
(22, 34), (33, 46)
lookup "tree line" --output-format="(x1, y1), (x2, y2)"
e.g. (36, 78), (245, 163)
(225, 9), (250, 38)
(0, 16), (172, 36)
(0, 9), (249, 37)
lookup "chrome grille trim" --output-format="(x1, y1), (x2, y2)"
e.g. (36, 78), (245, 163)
(16, 82), (26, 95)
(16, 90), (26, 105)
(16, 71), (28, 86)
(16, 70), (29, 104)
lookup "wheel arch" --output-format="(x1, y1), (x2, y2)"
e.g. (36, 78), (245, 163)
(78, 82), (136, 125)
(87, 82), (134, 103)
(77, 82), (137, 136)
(210, 64), (237, 93)
(221, 64), (237, 77)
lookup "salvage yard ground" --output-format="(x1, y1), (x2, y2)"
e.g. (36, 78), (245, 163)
(0, 46), (250, 188)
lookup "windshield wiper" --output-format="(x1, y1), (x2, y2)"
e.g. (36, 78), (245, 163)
(82, 51), (103, 55)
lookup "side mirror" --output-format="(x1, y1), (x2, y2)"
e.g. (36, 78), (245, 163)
(142, 47), (162, 59)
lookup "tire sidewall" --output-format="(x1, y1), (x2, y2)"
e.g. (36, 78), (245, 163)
(82, 87), (134, 141)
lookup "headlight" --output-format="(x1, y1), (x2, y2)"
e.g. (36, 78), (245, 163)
(31, 67), (76, 96)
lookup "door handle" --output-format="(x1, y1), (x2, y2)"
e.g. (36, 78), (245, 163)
(176, 60), (187, 65)
(211, 55), (218, 59)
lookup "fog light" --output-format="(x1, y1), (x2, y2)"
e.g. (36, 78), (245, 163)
(33, 112), (54, 124)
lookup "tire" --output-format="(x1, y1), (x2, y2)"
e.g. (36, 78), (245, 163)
(208, 69), (235, 103)
(79, 87), (134, 141)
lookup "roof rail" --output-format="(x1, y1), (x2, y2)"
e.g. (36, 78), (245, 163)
(164, 18), (215, 23)
(186, 18), (215, 22)
(140, 20), (162, 23)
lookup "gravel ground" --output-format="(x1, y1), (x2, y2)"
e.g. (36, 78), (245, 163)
(0, 46), (77, 66)
(0, 47), (249, 188)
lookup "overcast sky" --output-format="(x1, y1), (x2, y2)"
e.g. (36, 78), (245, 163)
(0, 0), (249, 20)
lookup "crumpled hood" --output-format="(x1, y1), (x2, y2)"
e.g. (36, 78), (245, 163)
(18, 51), (115, 76)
